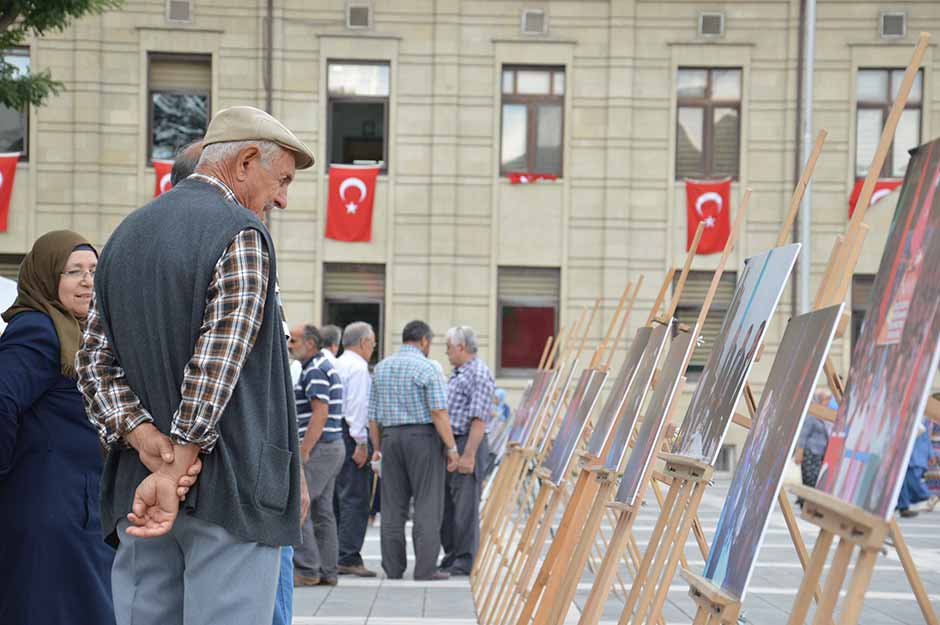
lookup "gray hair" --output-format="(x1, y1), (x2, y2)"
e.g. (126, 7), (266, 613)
(446, 325), (478, 354)
(320, 324), (342, 348)
(198, 139), (284, 169)
(302, 324), (321, 348)
(342, 321), (375, 348)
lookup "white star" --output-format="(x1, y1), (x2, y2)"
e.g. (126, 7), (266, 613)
(703, 216), (716, 228)
(345, 202), (359, 214)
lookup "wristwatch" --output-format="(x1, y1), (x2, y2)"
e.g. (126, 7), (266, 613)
(448, 445), (459, 455)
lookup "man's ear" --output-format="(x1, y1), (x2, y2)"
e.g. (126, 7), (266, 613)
(234, 145), (262, 181)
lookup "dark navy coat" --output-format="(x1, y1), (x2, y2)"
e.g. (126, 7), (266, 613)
(0, 311), (115, 625)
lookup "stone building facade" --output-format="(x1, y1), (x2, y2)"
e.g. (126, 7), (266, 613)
(1, 0), (937, 467)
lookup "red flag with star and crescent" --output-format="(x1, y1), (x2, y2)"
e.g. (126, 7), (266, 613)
(0, 152), (20, 233)
(685, 178), (732, 255)
(848, 178), (902, 218)
(153, 159), (174, 197)
(326, 165), (381, 242)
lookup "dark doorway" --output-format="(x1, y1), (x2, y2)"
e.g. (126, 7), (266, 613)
(324, 299), (383, 366)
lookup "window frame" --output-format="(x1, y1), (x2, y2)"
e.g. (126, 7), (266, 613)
(675, 66), (742, 181)
(1, 47), (31, 162)
(499, 64), (566, 177)
(326, 59), (391, 173)
(496, 295), (560, 378)
(146, 52), (212, 167)
(855, 67), (923, 179)
(672, 269), (737, 379)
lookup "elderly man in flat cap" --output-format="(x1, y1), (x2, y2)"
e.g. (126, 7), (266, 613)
(77, 106), (315, 625)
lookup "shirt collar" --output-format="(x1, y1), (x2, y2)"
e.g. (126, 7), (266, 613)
(453, 356), (477, 375)
(188, 173), (238, 205)
(320, 348), (338, 363)
(399, 344), (425, 357)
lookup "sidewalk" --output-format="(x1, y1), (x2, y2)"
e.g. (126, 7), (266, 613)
(292, 477), (940, 625)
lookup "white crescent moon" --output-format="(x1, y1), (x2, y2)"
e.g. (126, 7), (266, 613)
(695, 191), (723, 217)
(339, 177), (368, 203)
(0, 171), (4, 190)
(159, 172), (172, 194)
(870, 188), (893, 206)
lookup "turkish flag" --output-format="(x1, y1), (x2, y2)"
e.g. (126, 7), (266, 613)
(848, 178), (902, 218)
(0, 153), (20, 233)
(153, 160), (174, 197)
(507, 172), (559, 184)
(685, 178), (732, 255)
(326, 165), (381, 242)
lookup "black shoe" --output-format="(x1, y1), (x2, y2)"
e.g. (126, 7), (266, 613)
(899, 509), (919, 518)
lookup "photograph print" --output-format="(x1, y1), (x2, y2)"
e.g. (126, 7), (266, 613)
(538, 358), (581, 456)
(509, 368), (555, 445)
(672, 243), (801, 464)
(586, 327), (653, 457)
(703, 304), (843, 600)
(818, 138), (940, 520)
(544, 368), (608, 485)
(616, 325), (696, 506)
(603, 322), (672, 471)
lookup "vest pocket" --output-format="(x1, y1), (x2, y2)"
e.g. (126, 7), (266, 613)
(256, 442), (292, 513)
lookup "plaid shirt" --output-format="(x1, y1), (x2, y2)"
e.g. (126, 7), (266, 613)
(78, 174), (270, 451)
(447, 356), (496, 436)
(368, 344), (447, 427)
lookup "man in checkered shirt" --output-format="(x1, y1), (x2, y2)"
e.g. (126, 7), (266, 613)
(439, 325), (495, 575)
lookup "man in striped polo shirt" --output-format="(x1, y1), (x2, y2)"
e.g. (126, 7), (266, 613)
(289, 324), (346, 587)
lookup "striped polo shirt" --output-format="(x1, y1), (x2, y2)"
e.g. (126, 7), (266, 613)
(295, 353), (344, 442)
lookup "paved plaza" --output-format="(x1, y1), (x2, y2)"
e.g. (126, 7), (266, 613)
(293, 477), (940, 625)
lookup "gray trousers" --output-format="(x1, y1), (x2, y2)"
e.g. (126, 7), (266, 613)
(440, 433), (490, 573)
(112, 514), (279, 625)
(293, 438), (345, 579)
(380, 423), (446, 579)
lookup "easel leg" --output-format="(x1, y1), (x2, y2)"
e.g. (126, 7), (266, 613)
(891, 519), (940, 625)
(651, 476), (692, 569)
(809, 538), (854, 625)
(577, 511), (636, 625)
(623, 480), (692, 625)
(837, 547), (878, 625)
(777, 492), (834, 625)
(644, 482), (709, 625)
(786, 529), (834, 625)
(692, 607), (710, 625)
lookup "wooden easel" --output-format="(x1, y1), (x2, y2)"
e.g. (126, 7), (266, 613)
(473, 309), (591, 599)
(475, 299), (606, 620)
(478, 293), (643, 625)
(779, 32), (940, 625)
(572, 189), (749, 625)
(509, 226), (711, 625)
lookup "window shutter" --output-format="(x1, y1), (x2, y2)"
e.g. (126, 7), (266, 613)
(0, 255), (22, 281)
(149, 55), (211, 92)
(498, 267), (560, 302)
(674, 271), (736, 371)
(323, 263), (386, 301)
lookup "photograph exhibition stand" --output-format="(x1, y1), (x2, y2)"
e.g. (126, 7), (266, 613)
(510, 223), (717, 625)
(677, 32), (938, 625)
(479, 289), (640, 625)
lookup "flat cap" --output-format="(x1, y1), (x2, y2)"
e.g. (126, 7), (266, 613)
(203, 105), (315, 169)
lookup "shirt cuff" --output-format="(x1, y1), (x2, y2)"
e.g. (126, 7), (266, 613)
(170, 423), (220, 453)
(111, 409), (155, 448)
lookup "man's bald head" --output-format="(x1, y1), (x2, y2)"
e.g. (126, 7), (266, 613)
(170, 140), (204, 185)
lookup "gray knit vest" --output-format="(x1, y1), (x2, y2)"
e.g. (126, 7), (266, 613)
(94, 178), (301, 547)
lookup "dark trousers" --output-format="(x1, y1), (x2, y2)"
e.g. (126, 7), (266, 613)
(440, 433), (490, 574)
(333, 423), (373, 567)
(380, 424), (446, 580)
(897, 466), (929, 510)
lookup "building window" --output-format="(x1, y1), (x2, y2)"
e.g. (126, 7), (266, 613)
(498, 267), (560, 375)
(0, 49), (30, 160)
(328, 61), (389, 169)
(322, 263), (385, 364)
(851, 274), (874, 354)
(148, 53), (211, 162)
(672, 270), (736, 376)
(500, 66), (565, 176)
(855, 68), (922, 179)
(675, 68), (741, 180)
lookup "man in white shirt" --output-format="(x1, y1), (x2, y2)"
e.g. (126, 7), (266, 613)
(320, 324), (342, 362)
(333, 322), (378, 577)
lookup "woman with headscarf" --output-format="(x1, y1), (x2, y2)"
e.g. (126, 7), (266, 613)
(0, 231), (116, 625)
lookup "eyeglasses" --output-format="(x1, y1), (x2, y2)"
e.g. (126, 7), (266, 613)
(61, 269), (96, 280)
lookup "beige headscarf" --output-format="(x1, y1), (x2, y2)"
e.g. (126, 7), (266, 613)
(2, 230), (96, 378)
